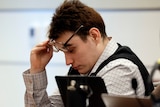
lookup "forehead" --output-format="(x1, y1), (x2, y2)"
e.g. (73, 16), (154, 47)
(55, 31), (79, 43)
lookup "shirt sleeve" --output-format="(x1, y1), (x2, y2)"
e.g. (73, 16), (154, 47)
(23, 69), (64, 107)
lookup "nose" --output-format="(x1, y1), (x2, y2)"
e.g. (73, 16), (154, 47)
(64, 53), (73, 65)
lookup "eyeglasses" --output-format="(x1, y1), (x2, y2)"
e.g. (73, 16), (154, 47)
(49, 25), (84, 52)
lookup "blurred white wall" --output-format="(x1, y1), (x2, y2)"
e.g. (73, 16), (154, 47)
(0, 0), (160, 107)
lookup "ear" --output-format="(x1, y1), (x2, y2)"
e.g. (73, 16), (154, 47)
(89, 27), (101, 44)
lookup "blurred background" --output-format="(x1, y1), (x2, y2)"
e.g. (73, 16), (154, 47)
(0, 0), (160, 106)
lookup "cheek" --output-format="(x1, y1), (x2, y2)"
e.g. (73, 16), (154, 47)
(76, 49), (87, 60)
(76, 43), (95, 62)
(73, 45), (88, 62)
(75, 39), (97, 62)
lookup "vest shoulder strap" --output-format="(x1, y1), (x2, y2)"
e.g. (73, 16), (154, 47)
(91, 44), (154, 96)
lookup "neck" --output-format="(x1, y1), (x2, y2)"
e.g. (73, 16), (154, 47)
(96, 37), (110, 60)
(102, 37), (111, 50)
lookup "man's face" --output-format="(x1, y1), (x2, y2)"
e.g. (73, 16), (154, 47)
(55, 31), (100, 74)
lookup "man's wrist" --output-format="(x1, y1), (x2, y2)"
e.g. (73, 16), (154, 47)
(30, 67), (45, 74)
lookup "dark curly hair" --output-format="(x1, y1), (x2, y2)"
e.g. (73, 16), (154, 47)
(48, 0), (107, 41)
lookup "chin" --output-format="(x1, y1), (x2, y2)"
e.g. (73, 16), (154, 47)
(78, 69), (89, 75)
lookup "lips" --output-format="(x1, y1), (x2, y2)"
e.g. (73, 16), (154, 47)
(73, 66), (80, 70)
(73, 67), (78, 70)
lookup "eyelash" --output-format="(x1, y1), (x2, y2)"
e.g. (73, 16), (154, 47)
(67, 47), (75, 53)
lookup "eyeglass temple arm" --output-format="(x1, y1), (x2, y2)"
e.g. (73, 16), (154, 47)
(64, 25), (84, 46)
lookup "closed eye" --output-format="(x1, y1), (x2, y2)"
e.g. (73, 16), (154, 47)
(66, 46), (75, 53)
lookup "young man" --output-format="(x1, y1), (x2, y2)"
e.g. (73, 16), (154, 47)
(23, 0), (154, 107)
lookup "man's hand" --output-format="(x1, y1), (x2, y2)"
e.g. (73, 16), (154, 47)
(30, 40), (53, 74)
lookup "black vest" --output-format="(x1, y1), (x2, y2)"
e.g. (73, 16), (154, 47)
(68, 44), (154, 96)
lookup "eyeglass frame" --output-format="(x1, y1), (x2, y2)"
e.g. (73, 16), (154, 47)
(49, 25), (84, 52)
